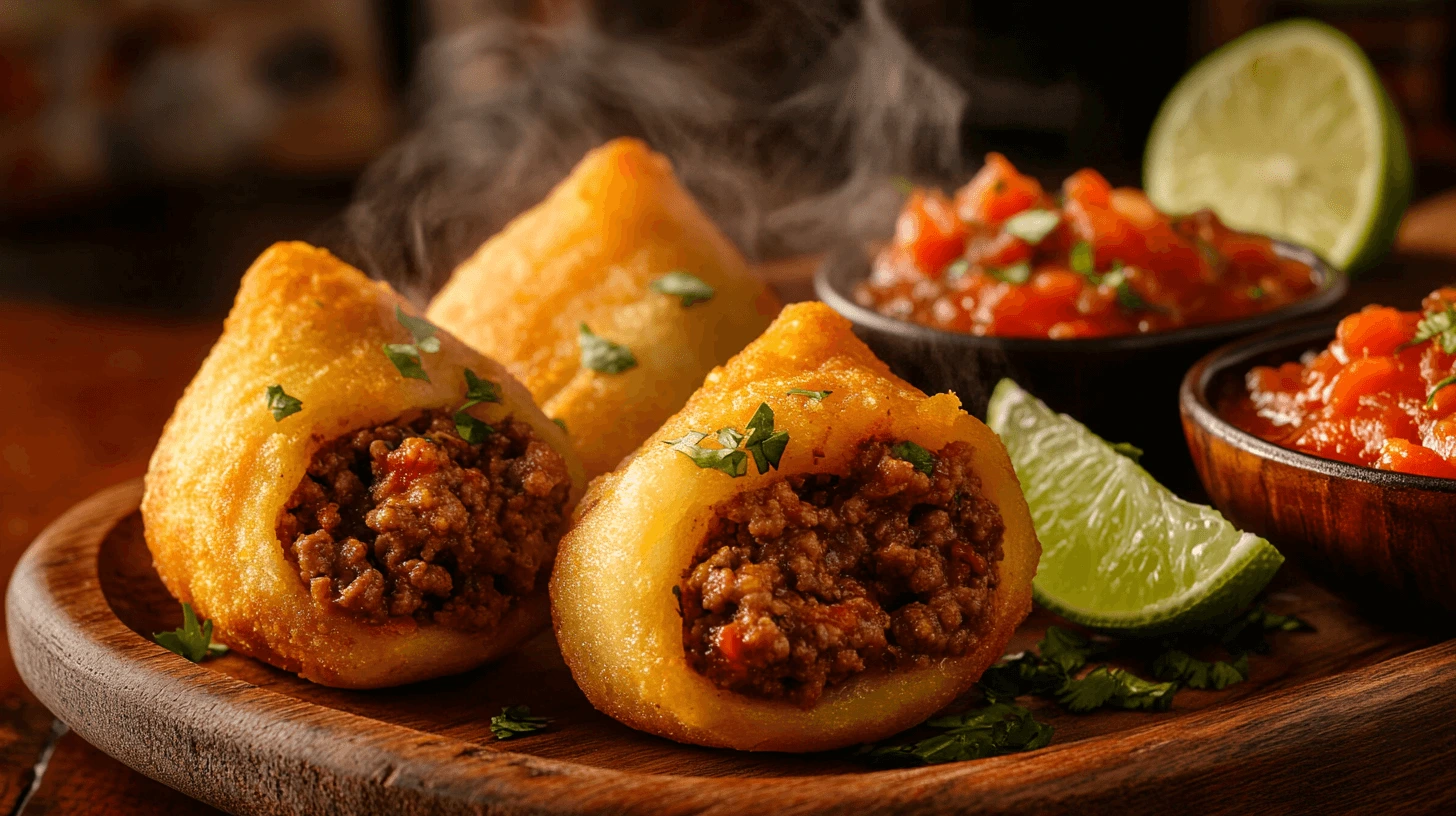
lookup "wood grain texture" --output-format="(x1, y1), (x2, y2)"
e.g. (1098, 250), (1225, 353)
(10, 480), (1456, 815)
(1182, 324), (1456, 621)
(20, 731), (224, 816)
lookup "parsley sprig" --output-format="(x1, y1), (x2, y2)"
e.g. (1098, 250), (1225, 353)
(490, 705), (550, 740)
(665, 402), (789, 477)
(1401, 303), (1456, 354)
(890, 440), (936, 476)
(859, 702), (1052, 767)
(383, 305), (442, 382)
(153, 602), (228, 663)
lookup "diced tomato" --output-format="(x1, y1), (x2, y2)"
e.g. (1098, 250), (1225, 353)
(1336, 306), (1414, 359)
(1375, 438), (1456, 478)
(1326, 357), (1400, 417)
(1030, 268), (1085, 302)
(955, 152), (1044, 225)
(893, 189), (966, 274)
(1062, 168), (1111, 208)
(1108, 188), (1161, 231)
(974, 232), (1033, 267)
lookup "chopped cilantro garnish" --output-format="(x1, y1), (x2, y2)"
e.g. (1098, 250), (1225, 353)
(553, 418), (568, 432)
(890, 440), (935, 476)
(989, 261), (1031, 285)
(1403, 304), (1456, 353)
(1247, 285), (1266, 300)
(264, 384), (302, 421)
(665, 403), (789, 477)
(454, 409), (494, 444)
(490, 705), (549, 740)
(786, 388), (832, 402)
(1102, 265), (1161, 313)
(382, 343), (430, 382)
(463, 369), (501, 405)
(395, 305), (441, 354)
(1057, 666), (1177, 712)
(650, 271), (716, 307)
(1002, 209), (1060, 245)
(578, 324), (637, 374)
(859, 701), (1052, 767)
(1110, 441), (1143, 462)
(153, 602), (228, 663)
(1151, 650), (1249, 690)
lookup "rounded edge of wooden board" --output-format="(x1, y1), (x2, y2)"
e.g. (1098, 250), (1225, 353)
(8, 480), (1456, 816)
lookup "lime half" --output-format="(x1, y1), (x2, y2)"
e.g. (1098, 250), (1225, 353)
(986, 379), (1284, 637)
(1144, 18), (1411, 275)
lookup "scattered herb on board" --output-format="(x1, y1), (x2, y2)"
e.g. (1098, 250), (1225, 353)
(890, 441), (935, 476)
(989, 261), (1032, 285)
(859, 702), (1053, 767)
(1109, 441), (1144, 463)
(382, 343), (430, 382)
(665, 402), (788, 477)
(863, 606), (1312, 766)
(153, 603), (228, 663)
(396, 305), (442, 353)
(651, 271), (716, 307)
(786, 388), (832, 402)
(491, 705), (550, 740)
(1401, 303), (1456, 353)
(264, 384), (302, 421)
(578, 324), (638, 374)
(1002, 209), (1061, 245)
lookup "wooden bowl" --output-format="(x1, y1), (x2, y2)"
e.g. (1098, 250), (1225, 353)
(815, 241), (1345, 491)
(1181, 323), (1456, 625)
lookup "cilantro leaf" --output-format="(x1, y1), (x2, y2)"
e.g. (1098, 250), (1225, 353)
(1427, 374), (1456, 408)
(454, 409), (494, 444)
(650, 271), (716, 307)
(490, 705), (549, 740)
(1247, 285), (1266, 300)
(716, 427), (745, 449)
(264, 384), (302, 421)
(578, 324), (638, 374)
(664, 431), (749, 477)
(1101, 265), (1162, 313)
(1070, 241), (1096, 279)
(1218, 606), (1315, 655)
(979, 651), (1068, 701)
(890, 440), (935, 476)
(1151, 649), (1249, 690)
(1110, 441), (1143, 462)
(382, 343), (430, 382)
(743, 402), (789, 474)
(553, 418), (568, 432)
(463, 369), (501, 405)
(1058, 666), (1177, 713)
(1002, 209), (1060, 245)
(943, 258), (970, 282)
(153, 602), (228, 663)
(1403, 304), (1456, 354)
(860, 702), (1052, 767)
(786, 388), (832, 402)
(989, 261), (1031, 285)
(1037, 626), (1103, 675)
(395, 305), (441, 354)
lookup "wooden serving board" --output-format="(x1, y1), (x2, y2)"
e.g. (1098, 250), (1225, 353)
(10, 480), (1456, 815)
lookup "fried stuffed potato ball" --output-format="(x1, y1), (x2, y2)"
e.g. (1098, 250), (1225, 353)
(427, 137), (781, 478)
(143, 241), (585, 688)
(551, 302), (1040, 751)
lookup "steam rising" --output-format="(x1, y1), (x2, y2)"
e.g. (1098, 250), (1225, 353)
(325, 0), (969, 301)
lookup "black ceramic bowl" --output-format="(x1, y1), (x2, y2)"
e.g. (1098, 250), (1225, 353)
(815, 241), (1347, 490)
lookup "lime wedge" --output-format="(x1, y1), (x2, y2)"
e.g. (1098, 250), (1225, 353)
(1144, 18), (1411, 275)
(986, 379), (1284, 636)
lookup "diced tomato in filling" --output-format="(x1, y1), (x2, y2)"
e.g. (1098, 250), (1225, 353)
(860, 153), (1319, 339)
(1221, 288), (1456, 478)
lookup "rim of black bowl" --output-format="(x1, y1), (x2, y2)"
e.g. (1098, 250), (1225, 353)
(814, 239), (1348, 353)
(1180, 321), (1456, 494)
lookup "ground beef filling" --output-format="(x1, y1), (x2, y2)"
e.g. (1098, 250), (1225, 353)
(679, 440), (1005, 707)
(276, 410), (571, 630)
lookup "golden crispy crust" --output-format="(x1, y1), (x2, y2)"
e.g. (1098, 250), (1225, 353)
(550, 302), (1040, 751)
(142, 241), (585, 688)
(426, 138), (781, 478)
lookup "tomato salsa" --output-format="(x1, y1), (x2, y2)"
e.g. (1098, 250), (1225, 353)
(1221, 288), (1456, 479)
(855, 153), (1321, 339)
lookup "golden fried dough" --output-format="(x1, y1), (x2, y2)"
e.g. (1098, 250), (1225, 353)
(427, 138), (781, 477)
(143, 241), (585, 688)
(551, 302), (1040, 751)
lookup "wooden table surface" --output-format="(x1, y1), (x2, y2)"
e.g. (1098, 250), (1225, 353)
(3, 199), (1456, 814)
